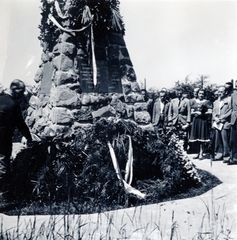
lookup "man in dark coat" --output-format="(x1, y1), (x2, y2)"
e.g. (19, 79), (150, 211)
(0, 79), (32, 196)
(229, 80), (237, 164)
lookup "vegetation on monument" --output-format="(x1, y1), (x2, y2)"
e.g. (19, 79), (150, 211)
(2, 118), (221, 215)
(39, 0), (125, 52)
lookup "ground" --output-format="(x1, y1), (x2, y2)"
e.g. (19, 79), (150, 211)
(0, 149), (236, 239)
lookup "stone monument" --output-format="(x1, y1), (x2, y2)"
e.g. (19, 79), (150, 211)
(26, 0), (152, 138)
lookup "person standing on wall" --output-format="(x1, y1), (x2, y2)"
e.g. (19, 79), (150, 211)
(0, 79), (32, 198)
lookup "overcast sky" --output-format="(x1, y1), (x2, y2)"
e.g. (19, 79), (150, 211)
(0, 0), (237, 90)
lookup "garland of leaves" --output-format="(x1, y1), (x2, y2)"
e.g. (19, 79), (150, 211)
(9, 117), (201, 214)
(38, 0), (125, 52)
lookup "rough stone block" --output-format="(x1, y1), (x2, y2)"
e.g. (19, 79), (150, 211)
(71, 108), (93, 122)
(50, 107), (73, 124)
(130, 81), (141, 92)
(134, 102), (148, 111)
(41, 52), (50, 63)
(34, 68), (43, 83)
(25, 115), (35, 128)
(50, 87), (81, 108)
(43, 124), (72, 137)
(125, 104), (134, 119)
(32, 117), (49, 134)
(134, 111), (151, 124)
(27, 106), (34, 116)
(139, 123), (155, 132)
(53, 42), (76, 57)
(29, 95), (41, 109)
(81, 94), (91, 105)
(53, 54), (74, 71)
(92, 105), (116, 119)
(42, 105), (51, 119)
(60, 32), (76, 44)
(54, 70), (79, 86)
(124, 93), (143, 103)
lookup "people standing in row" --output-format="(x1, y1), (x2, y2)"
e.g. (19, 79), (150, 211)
(189, 89), (213, 159)
(149, 82), (237, 164)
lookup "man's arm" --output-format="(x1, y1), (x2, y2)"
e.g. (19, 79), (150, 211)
(15, 105), (32, 142)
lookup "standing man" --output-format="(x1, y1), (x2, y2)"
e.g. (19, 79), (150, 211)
(229, 80), (237, 164)
(212, 86), (232, 161)
(152, 88), (169, 134)
(0, 79), (32, 197)
(168, 88), (191, 150)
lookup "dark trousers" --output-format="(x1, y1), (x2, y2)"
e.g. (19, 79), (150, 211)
(214, 128), (230, 157)
(230, 121), (237, 161)
(0, 154), (11, 193)
(0, 139), (12, 193)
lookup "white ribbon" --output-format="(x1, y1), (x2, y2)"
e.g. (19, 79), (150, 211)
(90, 23), (97, 87)
(108, 136), (146, 199)
(54, 0), (69, 19)
(48, 14), (91, 35)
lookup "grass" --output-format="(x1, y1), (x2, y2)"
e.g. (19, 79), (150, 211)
(0, 198), (235, 239)
(1, 166), (232, 240)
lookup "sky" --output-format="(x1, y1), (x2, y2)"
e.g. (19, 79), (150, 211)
(0, 0), (237, 90)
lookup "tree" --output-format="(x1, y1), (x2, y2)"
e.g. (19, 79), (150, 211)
(196, 74), (209, 88)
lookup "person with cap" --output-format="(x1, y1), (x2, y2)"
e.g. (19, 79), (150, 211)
(0, 79), (32, 198)
(152, 88), (169, 134)
(228, 80), (237, 164)
(168, 88), (191, 151)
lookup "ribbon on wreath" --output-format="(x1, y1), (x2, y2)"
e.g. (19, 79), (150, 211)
(107, 135), (146, 199)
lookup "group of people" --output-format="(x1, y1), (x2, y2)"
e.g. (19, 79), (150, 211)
(1, 78), (237, 200)
(150, 81), (237, 165)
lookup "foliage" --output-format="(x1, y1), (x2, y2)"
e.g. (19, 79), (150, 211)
(173, 75), (217, 102)
(0, 118), (210, 215)
(38, 0), (125, 51)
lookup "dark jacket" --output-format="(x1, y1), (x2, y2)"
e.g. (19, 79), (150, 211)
(0, 93), (31, 157)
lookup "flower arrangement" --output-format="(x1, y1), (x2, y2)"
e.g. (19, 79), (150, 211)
(6, 117), (202, 214)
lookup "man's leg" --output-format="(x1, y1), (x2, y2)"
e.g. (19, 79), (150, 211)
(215, 129), (223, 159)
(230, 122), (237, 163)
(221, 128), (230, 160)
(0, 153), (10, 196)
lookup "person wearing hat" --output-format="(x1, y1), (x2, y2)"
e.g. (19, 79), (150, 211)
(152, 88), (169, 134)
(0, 79), (32, 198)
(229, 80), (237, 164)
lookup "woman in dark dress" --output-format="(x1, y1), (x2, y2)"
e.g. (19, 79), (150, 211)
(189, 89), (213, 159)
